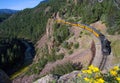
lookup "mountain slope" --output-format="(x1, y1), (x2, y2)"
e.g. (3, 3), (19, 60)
(0, 0), (120, 42)
(0, 0), (66, 42)
(0, 9), (19, 14)
(0, 9), (19, 23)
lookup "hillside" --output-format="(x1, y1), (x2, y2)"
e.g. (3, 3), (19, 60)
(0, 9), (19, 23)
(0, 0), (120, 41)
(0, 9), (19, 14)
(0, 0), (120, 83)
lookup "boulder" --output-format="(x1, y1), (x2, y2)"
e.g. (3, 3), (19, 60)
(33, 74), (59, 83)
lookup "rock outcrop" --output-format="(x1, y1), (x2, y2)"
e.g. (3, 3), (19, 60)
(12, 75), (35, 83)
(34, 71), (80, 83)
(33, 74), (59, 83)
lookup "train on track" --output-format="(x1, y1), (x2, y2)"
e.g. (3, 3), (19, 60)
(56, 19), (111, 55)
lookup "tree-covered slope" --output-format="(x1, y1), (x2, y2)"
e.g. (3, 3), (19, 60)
(0, 9), (19, 23)
(0, 9), (19, 14)
(0, 0), (120, 43)
(0, 0), (66, 42)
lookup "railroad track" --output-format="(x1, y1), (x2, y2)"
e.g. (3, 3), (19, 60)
(99, 55), (108, 70)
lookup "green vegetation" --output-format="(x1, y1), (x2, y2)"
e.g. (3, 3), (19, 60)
(62, 42), (73, 49)
(26, 46), (64, 75)
(54, 24), (70, 44)
(111, 40), (120, 57)
(51, 62), (82, 76)
(0, 0), (66, 42)
(68, 50), (73, 54)
(0, 0), (120, 42)
(60, 0), (120, 34)
(0, 38), (26, 75)
(51, 62), (75, 75)
(74, 42), (79, 49)
(62, 41), (69, 49)
(0, 14), (11, 22)
(74, 65), (120, 83)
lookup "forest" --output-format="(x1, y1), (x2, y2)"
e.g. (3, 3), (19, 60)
(0, 0), (120, 43)
(0, 0), (120, 78)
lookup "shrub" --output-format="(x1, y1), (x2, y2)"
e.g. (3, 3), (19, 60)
(57, 53), (64, 59)
(74, 42), (79, 49)
(53, 25), (70, 43)
(51, 62), (75, 75)
(62, 41), (68, 48)
(68, 50), (73, 54)
(55, 47), (60, 52)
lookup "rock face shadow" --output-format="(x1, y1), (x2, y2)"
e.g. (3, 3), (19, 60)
(0, 38), (35, 76)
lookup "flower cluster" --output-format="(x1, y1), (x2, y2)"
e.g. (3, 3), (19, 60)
(77, 65), (120, 83)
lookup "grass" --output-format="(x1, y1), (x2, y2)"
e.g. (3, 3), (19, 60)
(10, 66), (29, 80)
(51, 62), (75, 75)
(111, 40), (120, 57)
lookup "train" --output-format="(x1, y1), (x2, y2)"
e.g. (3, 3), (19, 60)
(56, 19), (111, 55)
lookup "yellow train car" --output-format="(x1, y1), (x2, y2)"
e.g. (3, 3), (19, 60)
(92, 30), (100, 37)
(84, 26), (93, 32)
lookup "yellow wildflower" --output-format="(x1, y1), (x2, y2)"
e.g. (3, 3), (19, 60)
(110, 70), (117, 76)
(97, 78), (104, 83)
(77, 73), (81, 77)
(84, 77), (90, 82)
(113, 66), (119, 71)
(88, 65), (100, 72)
(82, 70), (92, 74)
(116, 77), (120, 82)
(86, 70), (92, 74)
(89, 65), (94, 70)
(95, 74), (101, 79)
(82, 70), (87, 73)
(93, 67), (100, 73)
(94, 78), (104, 83)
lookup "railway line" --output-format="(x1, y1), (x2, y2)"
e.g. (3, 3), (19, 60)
(99, 55), (108, 70)
(56, 19), (111, 70)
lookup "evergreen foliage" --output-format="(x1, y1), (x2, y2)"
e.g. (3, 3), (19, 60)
(54, 24), (70, 43)
(0, 0), (66, 42)
(0, 0), (120, 42)
(0, 38), (26, 75)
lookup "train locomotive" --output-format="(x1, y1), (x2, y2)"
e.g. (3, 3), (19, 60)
(99, 35), (111, 55)
(86, 25), (111, 56)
